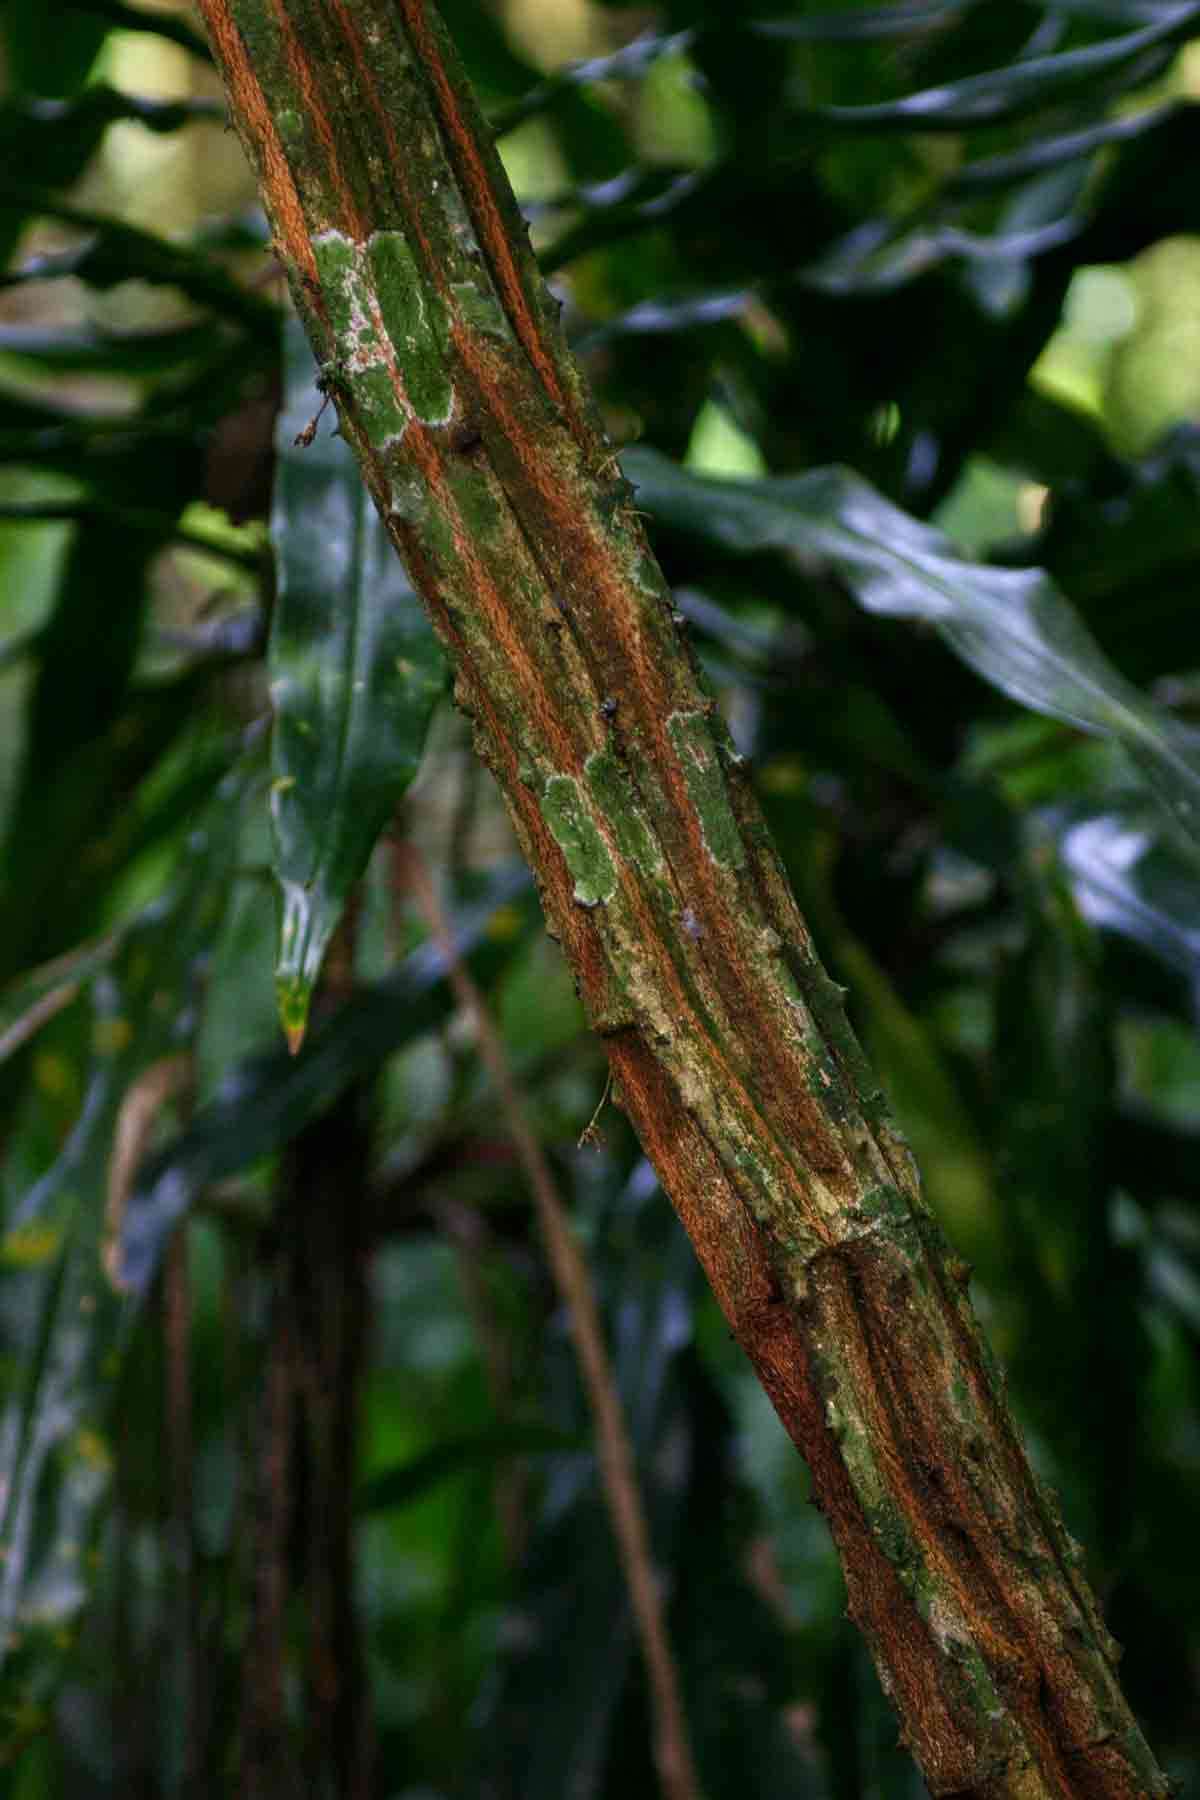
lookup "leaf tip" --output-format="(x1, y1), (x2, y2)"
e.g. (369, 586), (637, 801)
(276, 980), (310, 1055)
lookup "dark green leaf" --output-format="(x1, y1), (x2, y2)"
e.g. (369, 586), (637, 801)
(0, 444), (207, 986)
(117, 868), (531, 1295)
(0, 938), (118, 1068)
(477, 1160), (817, 1798)
(0, 781), (241, 1760)
(269, 318), (447, 1046)
(0, 87), (221, 171)
(1058, 803), (1200, 989)
(0, 0), (109, 268)
(357, 1423), (581, 1514)
(1, 0), (107, 95)
(949, 101), (1178, 194)
(0, 320), (219, 377)
(63, 0), (212, 59)
(804, 8), (1200, 131)
(989, 862), (1147, 1561)
(0, 191), (277, 340)
(627, 448), (1200, 850)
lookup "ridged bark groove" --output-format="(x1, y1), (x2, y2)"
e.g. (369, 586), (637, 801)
(196, 3), (1167, 1794)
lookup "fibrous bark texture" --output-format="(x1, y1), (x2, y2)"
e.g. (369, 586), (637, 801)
(197, 3), (1167, 1794)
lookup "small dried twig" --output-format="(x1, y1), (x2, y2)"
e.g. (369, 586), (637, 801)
(163, 1233), (204, 1800)
(403, 845), (701, 1800)
(0, 980), (81, 1064)
(103, 1054), (193, 1290)
(578, 1065), (613, 1149)
(437, 1198), (527, 1565)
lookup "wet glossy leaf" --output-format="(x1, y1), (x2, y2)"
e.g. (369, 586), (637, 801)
(628, 448), (1200, 850)
(1058, 804), (1200, 995)
(949, 101), (1178, 195)
(0, 779), (241, 1761)
(802, 7), (1200, 131)
(495, 4), (1100, 138)
(493, 30), (697, 136)
(269, 317), (446, 1048)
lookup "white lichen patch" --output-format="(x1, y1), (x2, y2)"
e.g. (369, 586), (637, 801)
(312, 228), (455, 438)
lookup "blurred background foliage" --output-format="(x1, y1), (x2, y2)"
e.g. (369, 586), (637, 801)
(2, 0), (1200, 1794)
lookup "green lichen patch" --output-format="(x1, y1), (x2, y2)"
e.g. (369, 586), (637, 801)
(366, 231), (454, 423)
(541, 775), (616, 907)
(311, 230), (361, 340)
(451, 279), (516, 346)
(584, 749), (661, 876)
(855, 1183), (911, 1230)
(667, 711), (744, 869)
(311, 229), (455, 442)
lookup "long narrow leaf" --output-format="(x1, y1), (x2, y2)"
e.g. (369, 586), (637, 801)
(627, 448), (1200, 851)
(269, 317), (447, 1048)
(0, 780), (241, 1760)
(0, 191), (276, 338)
(1059, 805), (1200, 995)
(807, 6), (1200, 130)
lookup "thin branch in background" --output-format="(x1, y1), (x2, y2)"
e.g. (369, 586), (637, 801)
(237, 1256), (301, 1800)
(279, 899), (376, 1799)
(0, 979), (80, 1062)
(284, 1091), (377, 1800)
(103, 1054), (193, 1289)
(436, 1197), (528, 1567)
(402, 844), (701, 1800)
(162, 1231), (203, 1800)
(578, 1064), (613, 1148)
